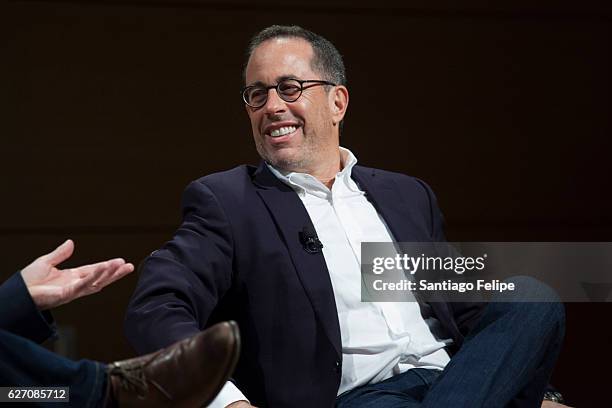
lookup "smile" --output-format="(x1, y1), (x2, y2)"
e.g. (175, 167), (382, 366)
(269, 126), (297, 137)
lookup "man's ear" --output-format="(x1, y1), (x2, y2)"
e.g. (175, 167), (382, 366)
(331, 85), (349, 125)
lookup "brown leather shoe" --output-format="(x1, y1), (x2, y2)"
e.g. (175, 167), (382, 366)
(107, 321), (240, 407)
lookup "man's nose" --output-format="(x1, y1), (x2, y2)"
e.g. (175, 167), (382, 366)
(263, 88), (287, 115)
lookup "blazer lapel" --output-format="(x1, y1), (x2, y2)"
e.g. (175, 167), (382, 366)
(252, 162), (342, 358)
(352, 166), (454, 316)
(352, 166), (424, 243)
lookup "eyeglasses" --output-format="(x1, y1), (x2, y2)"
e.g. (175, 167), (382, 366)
(242, 78), (336, 108)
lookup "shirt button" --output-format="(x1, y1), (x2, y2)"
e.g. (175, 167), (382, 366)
(335, 360), (342, 373)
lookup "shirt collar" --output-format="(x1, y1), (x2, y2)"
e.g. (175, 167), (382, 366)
(266, 147), (362, 197)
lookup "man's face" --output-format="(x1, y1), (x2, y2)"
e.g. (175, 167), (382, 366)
(244, 38), (342, 173)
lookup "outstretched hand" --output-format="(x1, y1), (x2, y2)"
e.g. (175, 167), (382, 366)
(20, 239), (134, 310)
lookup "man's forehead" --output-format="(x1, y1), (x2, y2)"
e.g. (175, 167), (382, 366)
(248, 75), (302, 87)
(245, 37), (315, 84)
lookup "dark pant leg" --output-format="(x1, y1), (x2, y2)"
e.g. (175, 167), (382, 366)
(335, 368), (441, 408)
(0, 329), (107, 408)
(421, 277), (565, 408)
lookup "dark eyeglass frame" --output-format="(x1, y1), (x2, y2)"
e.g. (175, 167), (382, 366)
(242, 78), (337, 108)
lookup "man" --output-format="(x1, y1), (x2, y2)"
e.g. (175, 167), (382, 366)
(0, 239), (240, 407)
(125, 26), (567, 407)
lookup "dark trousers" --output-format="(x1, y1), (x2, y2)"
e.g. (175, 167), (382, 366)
(0, 329), (107, 407)
(337, 278), (565, 408)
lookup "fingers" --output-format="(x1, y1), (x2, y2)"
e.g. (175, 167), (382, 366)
(73, 258), (124, 279)
(40, 239), (75, 267)
(69, 258), (134, 300)
(89, 259), (134, 288)
(98, 262), (135, 287)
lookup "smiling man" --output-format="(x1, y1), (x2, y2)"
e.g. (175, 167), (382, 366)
(125, 26), (567, 408)
(244, 35), (348, 187)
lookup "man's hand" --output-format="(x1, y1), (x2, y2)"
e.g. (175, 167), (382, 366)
(21, 239), (134, 310)
(542, 401), (572, 407)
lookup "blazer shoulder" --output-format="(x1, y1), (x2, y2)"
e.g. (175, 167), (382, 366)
(181, 164), (260, 212)
(186, 164), (261, 196)
(192, 164), (255, 187)
(353, 165), (434, 196)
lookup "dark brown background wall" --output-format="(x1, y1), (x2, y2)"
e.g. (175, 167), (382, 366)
(2, 1), (611, 405)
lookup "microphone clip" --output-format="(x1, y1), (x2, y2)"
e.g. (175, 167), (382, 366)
(299, 227), (324, 254)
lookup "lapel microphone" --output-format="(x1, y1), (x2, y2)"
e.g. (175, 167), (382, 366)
(299, 226), (324, 254)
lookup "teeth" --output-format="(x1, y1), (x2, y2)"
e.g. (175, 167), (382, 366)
(270, 126), (296, 137)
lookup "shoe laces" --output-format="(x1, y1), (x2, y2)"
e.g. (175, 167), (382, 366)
(108, 360), (172, 400)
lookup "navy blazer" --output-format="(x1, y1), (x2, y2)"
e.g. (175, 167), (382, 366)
(125, 162), (485, 407)
(0, 272), (56, 344)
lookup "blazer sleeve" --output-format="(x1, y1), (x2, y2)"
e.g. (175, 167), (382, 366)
(0, 272), (57, 344)
(125, 180), (235, 354)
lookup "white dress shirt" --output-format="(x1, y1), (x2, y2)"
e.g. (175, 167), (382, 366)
(209, 147), (452, 407)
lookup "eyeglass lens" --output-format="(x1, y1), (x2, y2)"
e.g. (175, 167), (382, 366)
(245, 79), (302, 107)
